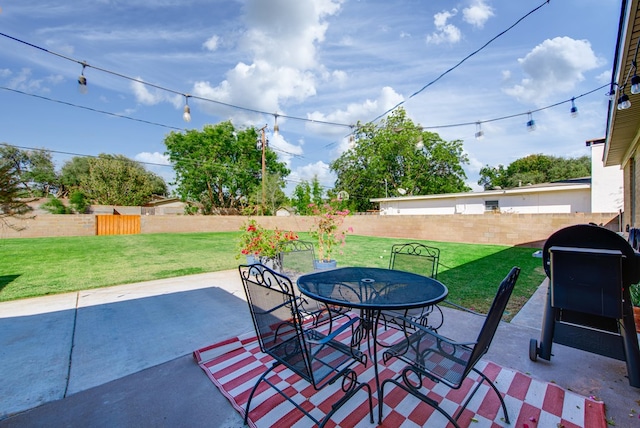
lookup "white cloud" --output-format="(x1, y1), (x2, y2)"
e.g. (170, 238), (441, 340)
(135, 151), (170, 165)
(203, 35), (220, 51)
(0, 68), (12, 78)
(290, 160), (335, 189)
(269, 132), (304, 167)
(189, 0), (343, 125)
(503, 37), (605, 104)
(426, 9), (461, 45)
(462, 0), (494, 28)
(596, 70), (611, 84)
(8, 68), (44, 92)
(306, 86), (404, 138)
(131, 79), (182, 107)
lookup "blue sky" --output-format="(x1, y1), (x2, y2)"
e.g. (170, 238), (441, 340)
(0, 0), (622, 195)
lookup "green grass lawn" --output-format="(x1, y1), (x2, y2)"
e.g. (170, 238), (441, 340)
(0, 232), (546, 318)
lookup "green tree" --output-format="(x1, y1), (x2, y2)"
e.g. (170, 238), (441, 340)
(291, 176), (324, 215)
(0, 163), (34, 230)
(40, 197), (72, 214)
(292, 180), (312, 215)
(311, 176), (324, 206)
(164, 121), (289, 214)
(253, 172), (288, 215)
(478, 154), (591, 190)
(331, 108), (470, 212)
(81, 154), (167, 206)
(0, 145), (58, 197)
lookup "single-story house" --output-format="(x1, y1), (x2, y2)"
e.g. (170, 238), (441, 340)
(603, 0), (640, 231)
(372, 139), (622, 216)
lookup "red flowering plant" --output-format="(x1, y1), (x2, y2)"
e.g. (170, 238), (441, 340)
(237, 219), (298, 262)
(309, 202), (353, 262)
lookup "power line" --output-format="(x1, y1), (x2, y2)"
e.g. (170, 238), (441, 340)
(0, 86), (185, 131)
(369, 0), (552, 124)
(0, 31), (354, 130)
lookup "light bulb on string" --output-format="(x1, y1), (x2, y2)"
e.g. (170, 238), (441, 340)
(570, 98), (578, 118)
(631, 74), (640, 95)
(475, 122), (484, 139)
(526, 112), (536, 132)
(78, 63), (88, 94)
(273, 114), (279, 136)
(617, 92), (631, 110)
(183, 95), (191, 122)
(348, 134), (356, 149)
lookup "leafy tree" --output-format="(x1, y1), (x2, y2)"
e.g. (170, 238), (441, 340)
(251, 172), (288, 215)
(0, 145), (58, 196)
(331, 108), (470, 212)
(478, 154), (591, 190)
(41, 197), (72, 214)
(59, 156), (91, 196)
(291, 176), (324, 215)
(0, 163), (34, 230)
(69, 191), (89, 213)
(81, 154), (167, 206)
(58, 154), (166, 206)
(292, 181), (312, 215)
(164, 121), (290, 214)
(311, 177), (324, 206)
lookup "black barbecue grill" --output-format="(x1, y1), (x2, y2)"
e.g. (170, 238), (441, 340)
(529, 223), (640, 388)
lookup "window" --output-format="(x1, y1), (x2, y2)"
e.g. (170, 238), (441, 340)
(485, 200), (499, 212)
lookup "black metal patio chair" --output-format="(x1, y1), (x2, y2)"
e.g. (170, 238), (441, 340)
(277, 239), (351, 329)
(380, 266), (520, 427)
(239, 264), (374, 427)
(380, 242), (445, 332)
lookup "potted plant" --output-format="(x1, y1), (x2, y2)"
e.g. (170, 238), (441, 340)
(237, 219), (298, 269)
(309, 202), (352, 270)
(631, 283), (640, 333)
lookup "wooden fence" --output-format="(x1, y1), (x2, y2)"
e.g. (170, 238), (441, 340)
(95, 215), (141, 236)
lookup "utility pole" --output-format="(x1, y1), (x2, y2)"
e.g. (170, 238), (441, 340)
(259, 125), (267, 215)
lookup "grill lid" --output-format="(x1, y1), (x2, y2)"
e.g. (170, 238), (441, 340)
(542, 224), (640, 284)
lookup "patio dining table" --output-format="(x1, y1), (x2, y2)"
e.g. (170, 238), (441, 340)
(296, 266), (448, 421)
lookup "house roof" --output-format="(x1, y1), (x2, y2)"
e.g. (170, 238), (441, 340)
(604, 0), (640, 167)
(370, 179), (590, 203)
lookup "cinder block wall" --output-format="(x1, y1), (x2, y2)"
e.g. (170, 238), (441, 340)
(2, 212), (620, 248)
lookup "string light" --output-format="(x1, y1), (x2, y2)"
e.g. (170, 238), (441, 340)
(182, 95), (191, 122)
(526, 112), (536, 132)
(0, 27), (616, 145)
(631, 71), (640, 95)
(617, 92), (631, 110)
(273, 114), (279, 136)
(78, 63), (88, 94)
(474, 122), (484, 139)
(570, 98), (578, 117)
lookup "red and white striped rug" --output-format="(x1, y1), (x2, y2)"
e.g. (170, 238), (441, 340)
(194, 324), (606, 428)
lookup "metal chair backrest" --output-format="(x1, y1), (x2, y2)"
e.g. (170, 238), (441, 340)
(466, 266), (520, 373)
(239, 264), (314, 381)
(389, 242), (440, 279)
(239, 263), (358, 388)
(277, 239), (316, 278)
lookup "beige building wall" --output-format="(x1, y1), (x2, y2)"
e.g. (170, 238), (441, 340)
(1, 212), (619, 248)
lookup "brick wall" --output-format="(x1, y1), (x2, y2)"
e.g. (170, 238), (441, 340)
(2, 212), (620, 247)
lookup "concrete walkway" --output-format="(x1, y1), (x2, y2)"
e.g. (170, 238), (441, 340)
(1, 271), (639, 427)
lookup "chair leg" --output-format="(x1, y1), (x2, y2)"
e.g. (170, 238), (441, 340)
(243, 362), (279, 425)
(319, 380), (374, 427)
(462, 367), (510, 424)
(380, 377), (461, 428)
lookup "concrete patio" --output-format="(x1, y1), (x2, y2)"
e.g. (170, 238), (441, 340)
(0, 269), (638, 427)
